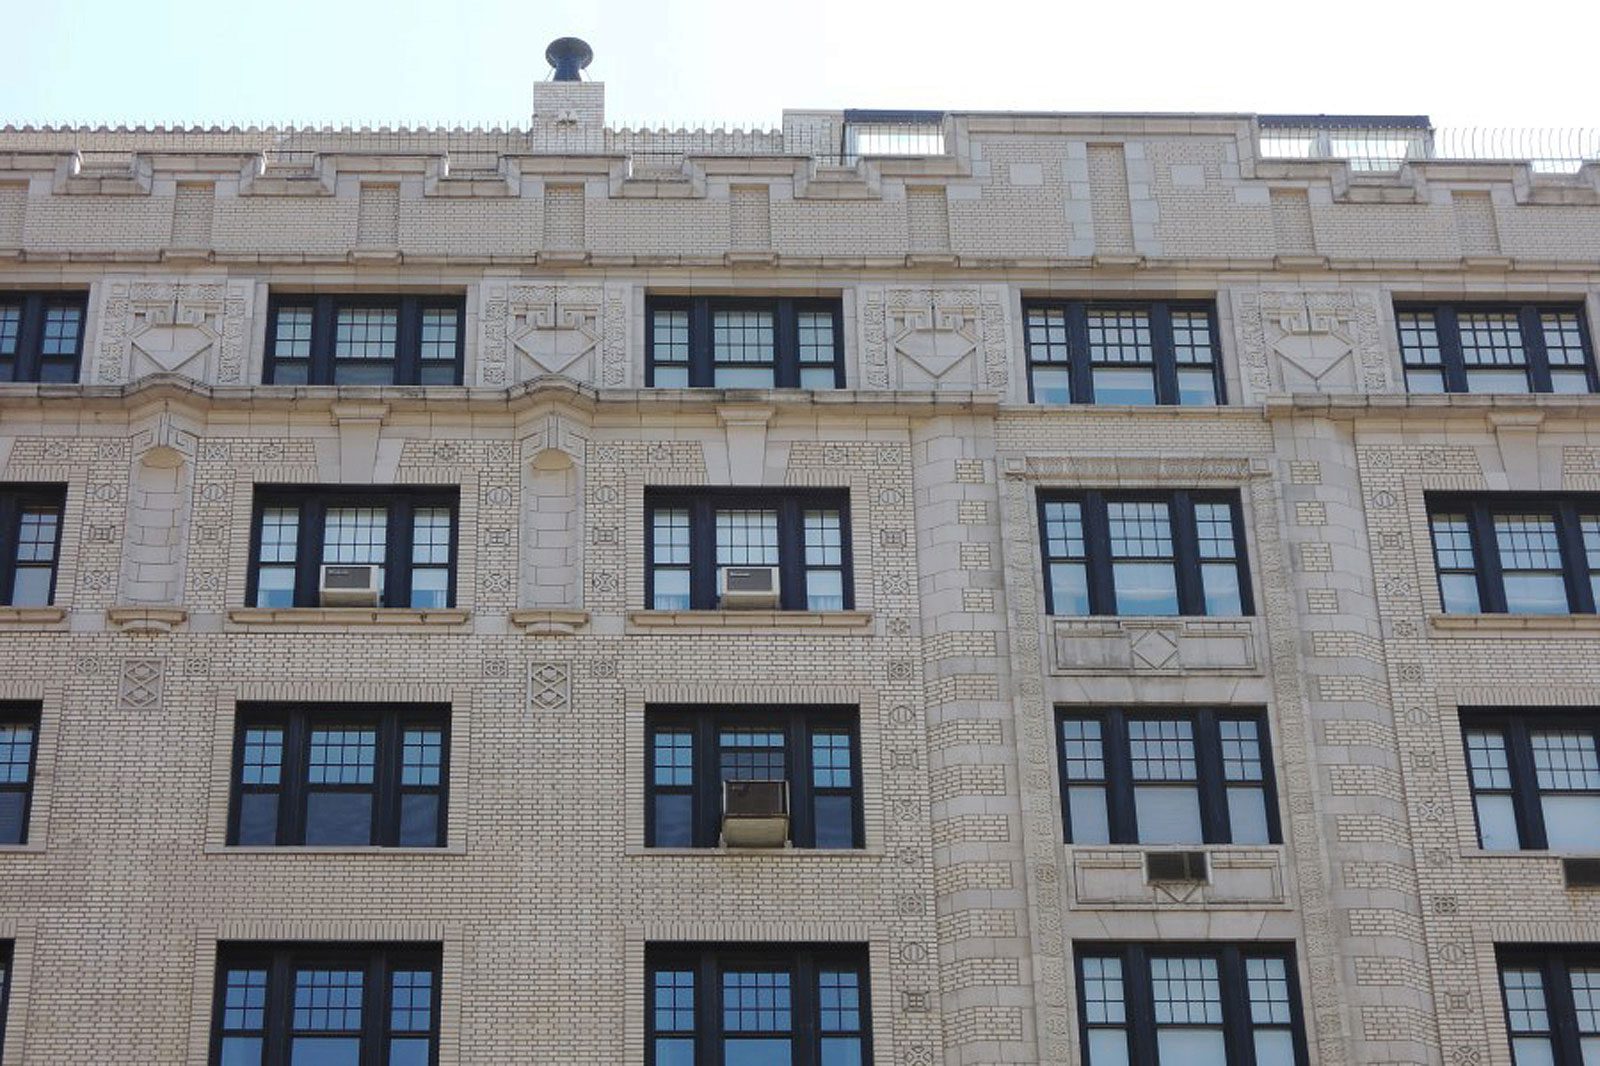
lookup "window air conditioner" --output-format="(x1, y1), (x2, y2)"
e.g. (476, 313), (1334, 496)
(1563, 857), (1600, 889)
(319, 564), (381, 607)
(721, 779), (790, 847)
(1144, 850), (1209, 884)
(719, 566), (781, 609)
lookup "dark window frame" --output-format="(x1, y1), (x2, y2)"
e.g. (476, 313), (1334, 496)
(210, 942), (441, 1066)
(0, 291), (88, 384)
(646, 943), (872, 1066)
(1075, 942), (1310, 1066)
(0, 484), (66, 607)
(263, 293), (466, 386)
(646, 705), (864, 849)
(1023, 299), (1225, 405)
(1397, 302), (1596, 394)
(227, 702), (449, 848)
(1427, 493), (1600, 615)
(1056, 706), (1281, 845)
(1036, 489), (1253, 617)
(247, 486), (459, 610)
(0, 703), (40, 847)
(1461, 710), (1600, 851)
(645, 487), (854, 611)
(0, 939), (11, 1055)
(1497, 945), (1600, 1066)
(645, 295), (846, 389)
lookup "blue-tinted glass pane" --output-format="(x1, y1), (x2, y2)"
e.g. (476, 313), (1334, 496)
(1093, 366), (1157, 405)
(220, 1037), (265, 1066)
(1201, 562), (1242, 615)
(654, 732), (694, 787)
(654, 969), (696, 1031)
(723, 971), (791, 1031)
(391, 970), (433, 1031)
(398, 794), (439, 847)
(290, 1038), (361, 1066)
(294, 969), (363, 1029)
(655, 1038), (696, 1066)
(814, 794), (855, 849)
(238, 792), (279, 846)
(401, 730), (442, 787)
(1068, 786), (1110, 844)
(1113, 562), (1179, 615)
(821, 1037), (863, 1066)
(224, 969), (269, 1030)
(812, 733), (853, 789)
(0, 724), (33, 784)
(1049, 562), (1089, 615)
(0, 791), (24, 845)
(304, 792), (373, 846)
(654, 794), (694, 846)
(1440, 572), (1481, 614)
(1033, 367), (1071, 404)
(818, 971), (861, 1031)
(724, 1039), (793, 1065)
(387, 1038), (430, 1066)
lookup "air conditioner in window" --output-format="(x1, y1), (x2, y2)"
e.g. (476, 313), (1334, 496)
(319, 564), (381, 607)
(1563, 857), (1600, 889)
(719, 566), (780, 609)
(1144, 850), (1209, 884)
(721, 779), (790, 847)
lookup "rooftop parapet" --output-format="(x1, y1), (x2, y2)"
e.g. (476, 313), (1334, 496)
(1258, 114), (1600, 174)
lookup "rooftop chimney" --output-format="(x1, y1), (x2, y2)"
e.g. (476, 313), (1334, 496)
(532, 37), (604, 142)
(545, 37), (593, 82)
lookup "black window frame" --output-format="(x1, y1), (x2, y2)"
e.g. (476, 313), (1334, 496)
(645, 295), (846, 389)
(210, 942), (441, 1066)
(1056, 706), (1281, 846)
(1461, 710), (1600, 852)
(1497, 945), (1600, 1066)
(0, 939), (11, 1055)
(646, 943), (872, 1066)
(645, 488), (854, 612)
(0, 703), (40, 847)
(263, 293), (466, 386)
(247, 486), (459, 610)
(1396, 302), (1596, 394)
(1023, 299), (1225, 406)
(646, 705), (864, 849)
(227, 702), (449, 848)
(1075, 942), (1309, 1066)
(1036, 489), (1253, 617)
(0, 484), (66, 608)
(0, 291), (88, 384)
(1427, 493), (1600, 615)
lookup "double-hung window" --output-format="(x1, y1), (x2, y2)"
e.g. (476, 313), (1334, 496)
(1499, 947), (1600, 1066)
(0, 292), (86, 383)
(647, 296), (844, 388)
(648, 944), (870, 1066)
(0, 705), (38, 846)
(1024, 300), (1222, 405)
(1058, 708), (1279, 846)
(249, 487), (458, 609)
(229, 704), (448, 848)
(212, 943), (439, 1065)
(1464, 713), (1600, 851)
(264, 294), (464, 385)
(647, 489), (851, 611)
(1398, 303), (1595, 394)
(1428, 494), (1600, 615)
(1039, 490), (1250, 616)
(648, 706), (861, 849)
(1078, 943), (1307, 1066)
(0, 485), (65, 607)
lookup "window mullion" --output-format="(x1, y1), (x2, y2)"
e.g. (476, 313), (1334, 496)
(395, 296), (421, 386)
(375, 715), (399, 848)
(265, 952), (292, 1064)
(1083, 493), (1116, 615)
(790, 715), (814, 848)
(1505, 722), (1549, 850)
(1219, 948), (1258, 1066)
(311, 296), (337, 385)
(1105, 710), (1138, 843)
(794, 952), (819, 1064)
(691, 299), (713, 388)
(1194, 712), (1230, 844)
(1437, 306), (1468, 393)
(1547, 957), (1586, 1066)
(774, 300), (798, 388)
(387, 500), (413, 610)
(1171, 491), (1204, 615)
(691, 500), (717, 611)
(1471, 504), (1509, 614)
(1068, 303), (1093, 404)
(1151, 303), (1179, 405)
(1523, 305), (1555, 393)
(778, 499), (805, 611)
(298, 500), (326, 609)
(697, 717), (719, 848)
(1557, 503), (1595, 613)
(1123, 946), (1158, 1065)
(0, 498), (19, 606)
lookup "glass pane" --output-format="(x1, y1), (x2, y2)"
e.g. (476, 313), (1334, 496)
(1201, 562), (1243, 615)
(1049, 562), (1089, 615)
(273, 362), (310, 385)
(409, 569), (449, 609)
(1502, 573), (1570, 615)
(1405, 369), (1446, 393)
(1087, 1029), (1130, 1066)
(1178, 368), (1217, 406)
(806, 570), (844, 611)
(1573, 969), (1600, 1034)
(411, 509), (451, 565)
(324, 508), (388, 566)
(1134, 787), (1203, 843)
(821, 1038), (863, 1066)
(654, 794), (694, 846)
(304, 792), (373, 845)
(653, 569), (691, 611)
(654, 969), (696, 1032)
(723, 970), (791, 1031)
(1254, 1030), (1297, 1066)
(1511, 1038), (1557, 1066)
(1439, 572), (1481, 614)
(654, 732), (694, 787)
(398, 794), (440, 846)
(390, 969), (433, 1033)
(10, 567), (51, 606)
(255, 565), (297, 608)
(1068, 786), (1111, 844)
(0, 791), (26, 845)
(1541, 795), (1600, 850)
(1155, 1029), (1226, 1065)
(220, 1038), (265, 1066)
(1081, 957), (1126, 1024)
(335, 307), (397, 360)
(1503, 967), (1550, 1032)
(401, 730), (442, 787)
(714, 366), (776, 388)
(1246, 958), (1293, 1024)
(654, 367), (690, 388)
(1582, 1037), (1600, 1066)
(387, 1039), (430, 1066)
(291, 1039), (361, 1066)
(1552, 370), (1591, 395)
(813, 794), (855, 849)
(724, 1039), (793, 1065)
(1032, 367), (1071, 404)
(310, 730), (376, 784)
(1466, 369), (1530, 393)
(1113, 561), (1179, 615)
(1227, 787), (1271, 844)
(1474, 794), (1521, 850)
(1093, 366), (1156, 405)
(655, 1039), (696, 1066)
(332, 361), (396, 386)
(238, 792), (279, 846)
(799, 367), (836, 389)
(716, 509), (779, 566)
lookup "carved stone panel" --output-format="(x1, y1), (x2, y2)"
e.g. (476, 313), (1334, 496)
(1070, 847), (1287, 907)
(94, 278), (253, 386)
(1232, 288), (1392, 401)
(479, 281), (627, 387)
(858, 286), (1010, 392)
(1050, 617), (1261, 674)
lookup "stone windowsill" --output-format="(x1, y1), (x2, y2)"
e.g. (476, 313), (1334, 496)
(227, 607), (471, 627)
(626, 846), (885, 859)
(0, 606), (67, 626)
(106, 606), (188, 632)
(626, 609), (874, 633)
(508, 609), (591, 635)
(205, 843), (467, 857)
(1428, 612), (1600, 635)
(0, 843), (47, 855)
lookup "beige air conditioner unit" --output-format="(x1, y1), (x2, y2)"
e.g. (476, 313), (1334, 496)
(1144, 850), (1209, 884)
(721, 779), (790, 847)
(319, 564), (381, 607)
(719, 566), (780, 609)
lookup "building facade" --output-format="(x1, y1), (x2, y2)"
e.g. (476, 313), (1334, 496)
(0, 54), (1597, 1065)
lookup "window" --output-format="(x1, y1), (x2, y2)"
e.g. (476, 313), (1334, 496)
(229, 704), (448, 847)
(1398, 304), (1594, 394)
(264, 295), (464, 385)
(1078, 944), (1307, 1066)
(648, 707), (861, 849)
(648, 944), (870, 1066)
(1498, 947), (1600, 1066)
(249, 487), (458, 609)
(0, 485), (64, 607)
(646, 489), (852, 611)
(1428, 494), (1600, 615)
(0, 292), (86, 383)
(647, 297), (844, 389)
(1038, 491), (1250, 617)
(1058, 708), (1278, 846)
(1024, 301), (1222, 406)
(1464, 712), (1600, 852)
(212, 943), (439, 1065)
(0, 705), (39, 846)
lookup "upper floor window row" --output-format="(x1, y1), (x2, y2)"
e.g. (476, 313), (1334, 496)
(1025, 300), (1223, 406)
(1465, 711), (1600, 853)
(647, 296), (844, 389)
(0, 485), (64, 608)
(1399, 303), (1595, 395)
(1429, 494), (1600, 615)
(0, 292), (85, 384)
(265, 294), (464, 386)
(1499, 947), (1600, 1066)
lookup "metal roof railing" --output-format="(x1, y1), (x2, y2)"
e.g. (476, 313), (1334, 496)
(1258, 115), (1600, 174)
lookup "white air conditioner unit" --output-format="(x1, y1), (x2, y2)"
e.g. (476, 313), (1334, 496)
(721, 779), (790, 847)
(319, 564), (381, 607)
(719, 566), (780, 609)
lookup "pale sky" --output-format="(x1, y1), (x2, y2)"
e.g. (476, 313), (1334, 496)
(2, 0), (1596, 131)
